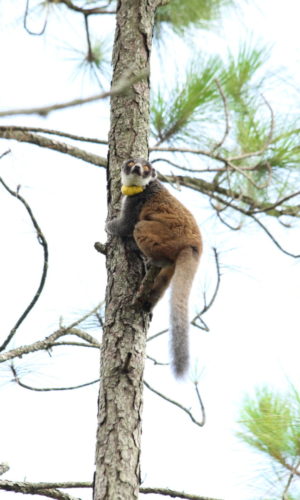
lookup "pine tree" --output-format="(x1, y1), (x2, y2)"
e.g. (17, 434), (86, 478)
(0, 1), (299, 500)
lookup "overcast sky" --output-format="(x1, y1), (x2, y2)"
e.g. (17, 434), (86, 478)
(0, 1), (300, 500)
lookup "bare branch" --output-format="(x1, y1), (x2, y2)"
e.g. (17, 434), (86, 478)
(282, 458), (300, 499)
(0, 464), (9, 477)
(0, 306), (101, 364)
(24, 482), (91, 489)
(252, 190), (300, 216)
(0, 125), (108, 145)
(94, 241), (107, 255)
(0, 128), (107, 167)
(0, 480), (80, 500)
(24, 0), (48, 36)
(144, 380), (205, 428)
(194, 382), (206, 427)
(250, 215), (300, 258)
(211, 79), (230, 153)
(0, 149), (11, 160)
(146, 354), (169, 366)
(230, 94), (275, 162)
(140, 486), (222, 500)
(162, 174), (300, 219)
(58, 0), (116, 15)
(147, 328), (168, 342)
(0, 179), (49, 352)
(0, 70), (148, 118)
(0, 479), (222, 500)
(191, 248), (221, 331)
(10, 365), (99, 392)
(49, 341), (100, 349)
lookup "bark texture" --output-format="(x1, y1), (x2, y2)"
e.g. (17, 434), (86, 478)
(94, 1), (161, 499)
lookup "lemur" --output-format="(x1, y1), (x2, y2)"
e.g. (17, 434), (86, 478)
(106, 158), (202, 377)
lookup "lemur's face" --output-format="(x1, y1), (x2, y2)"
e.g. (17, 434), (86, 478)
(121, 158), (157, 186)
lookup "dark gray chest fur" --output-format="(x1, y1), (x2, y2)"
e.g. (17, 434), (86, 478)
(107, 180), (162, 238)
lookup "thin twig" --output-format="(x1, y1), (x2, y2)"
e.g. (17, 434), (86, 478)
(250, 215), (300, 258)
(10, 365), (99, 392)
(24, 0), (48, 36)
(147, 328), (168, 342)
(211, 79), (230, 152)
(146, 355), (169, 366)
(0, 179), (49, 352)
(282, 457), (300, 499)
(0, 305), (101, 363)
(0, 71), (148, 118)
(191, 248), (221, 331)
(59, 0), (116, 15)
(144, 380), (205, 427)
(140, 486), (222, 500)
(194, 382), (206, 427)
(230, 94), (275, 162)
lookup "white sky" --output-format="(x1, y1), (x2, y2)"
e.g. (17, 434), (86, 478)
(0, 1), (300, 500)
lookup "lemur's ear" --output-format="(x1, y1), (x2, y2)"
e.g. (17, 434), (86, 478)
(151, 167), (157, 180)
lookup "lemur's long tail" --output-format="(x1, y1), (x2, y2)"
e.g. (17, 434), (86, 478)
(170, 247), (199, 377)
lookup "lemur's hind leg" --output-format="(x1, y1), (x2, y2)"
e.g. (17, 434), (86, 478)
(145, 265), (175, 311)
(133, 264), (175, 312)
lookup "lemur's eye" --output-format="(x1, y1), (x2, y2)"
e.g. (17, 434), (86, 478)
(143, 165), (150, 172)
(128, 161), (134, 167)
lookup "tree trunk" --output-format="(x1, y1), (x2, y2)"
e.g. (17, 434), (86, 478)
(94, 1), (161, 499)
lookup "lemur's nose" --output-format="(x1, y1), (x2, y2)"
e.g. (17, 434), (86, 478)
(132, 163), (142, 174)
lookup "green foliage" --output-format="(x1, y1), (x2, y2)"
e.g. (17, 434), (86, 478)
(71, 37), (111, 87)
(151, 42), (270, 146)
(155, 0), (234, 36)
(151, 55), (224, 143)
(151, 39), (300, 212)
(269, 125), (300, 170)
(238, 386), (300, 462)
(237, 386), (300, 500)
(221, 42), (269, 102)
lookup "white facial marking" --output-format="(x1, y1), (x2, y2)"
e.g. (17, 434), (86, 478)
(121, 162), (154, 187)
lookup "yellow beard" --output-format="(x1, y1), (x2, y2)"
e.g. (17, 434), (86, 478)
(121, 185), (144, 196)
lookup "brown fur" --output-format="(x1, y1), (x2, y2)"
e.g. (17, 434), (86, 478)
(133, 185), (202, 377)
(107, 159), (202, 377)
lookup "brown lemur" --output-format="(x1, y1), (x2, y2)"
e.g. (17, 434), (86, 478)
(106, 158), (202, 377)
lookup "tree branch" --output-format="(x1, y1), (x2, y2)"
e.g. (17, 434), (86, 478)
(211, 79), (230, 153)
(191, 247), (221, 331)
(0, 306), (101, 364)
(0, 479), (222, 500)
(0, 178), (49, 352)
(250, 215), (300, 258)
(140, 487), (222, 500)
(0, 464), (9, 477)
(0, 128), (107, 167)
(58, 0), (116, 15)
(10, 363), (100, 392)
(0, 125), (108, 145)
(282, 458), (300, 499)
(24, 0), (48, 36)
(0, 71), (148, 118)
(162, 174), (300, 219)
(0, 480), (80, 500)
(144, 380), (205, 427)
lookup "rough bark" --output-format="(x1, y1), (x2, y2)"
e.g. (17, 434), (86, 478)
(94, 1), (161, 499)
